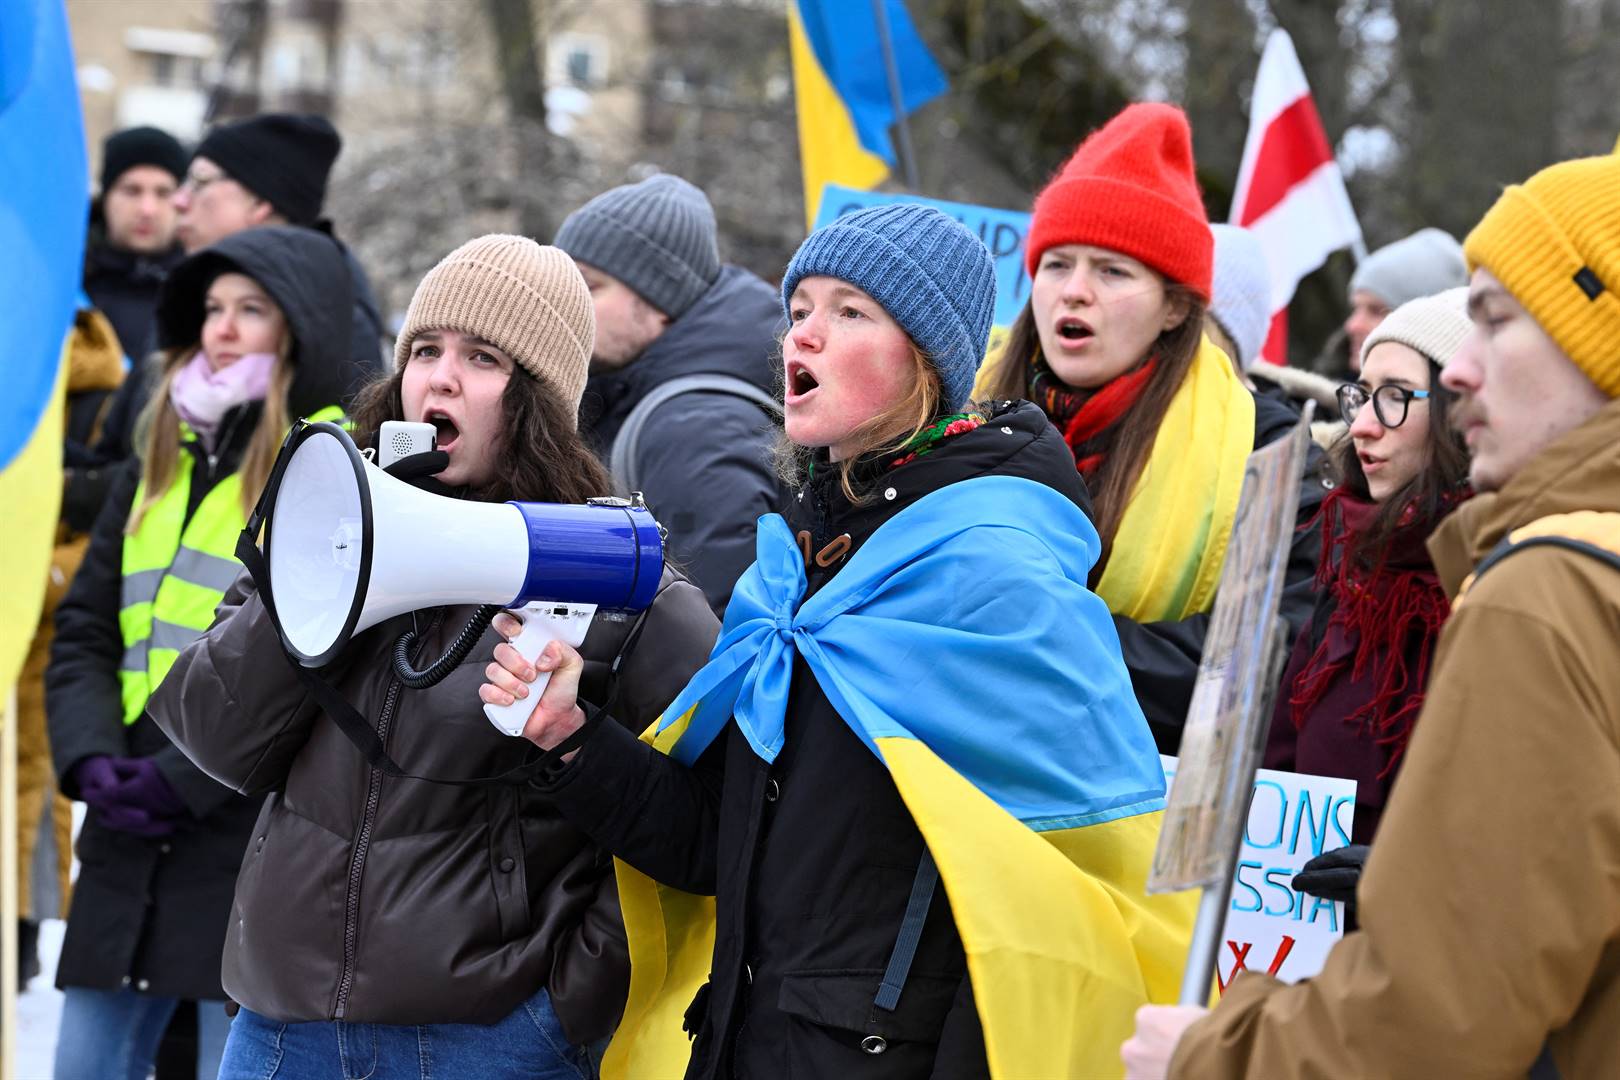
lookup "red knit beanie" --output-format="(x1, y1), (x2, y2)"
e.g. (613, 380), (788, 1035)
(1026, 102), (1213, 300)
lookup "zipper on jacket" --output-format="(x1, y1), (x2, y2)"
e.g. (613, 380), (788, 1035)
(332, 611), (440, 1019)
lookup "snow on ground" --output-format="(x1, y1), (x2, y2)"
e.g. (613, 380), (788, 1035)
(15, 917), (65, 1079)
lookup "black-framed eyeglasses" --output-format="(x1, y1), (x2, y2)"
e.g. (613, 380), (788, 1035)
(179, 170), (227, 195)
(1336, 383), (1431, 428)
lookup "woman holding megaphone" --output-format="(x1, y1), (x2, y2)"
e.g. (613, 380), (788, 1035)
(46, 226), (354, 1080)
(485, 206), (1196, 1079)
(149, 236), (718, 1078)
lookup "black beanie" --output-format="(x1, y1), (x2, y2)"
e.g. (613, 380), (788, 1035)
(192, 113), (341, 226)
(101, 126), (187, 191)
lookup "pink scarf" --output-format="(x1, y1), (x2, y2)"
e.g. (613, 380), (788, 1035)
(170, 351), (275, 448)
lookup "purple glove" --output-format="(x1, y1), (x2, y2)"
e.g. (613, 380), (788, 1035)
(95, 757), (189, 837)
(94, 802), (180, 838)
(72, 756), (121, 806)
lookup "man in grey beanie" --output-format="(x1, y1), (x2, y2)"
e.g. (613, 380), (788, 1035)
(557, 172), (782, 616)
(1343, 227), (1467, 374)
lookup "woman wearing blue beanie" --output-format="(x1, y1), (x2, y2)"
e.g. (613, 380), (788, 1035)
(486, 204), (1195, 1079)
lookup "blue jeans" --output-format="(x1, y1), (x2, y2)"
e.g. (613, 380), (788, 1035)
(217, 988), (594, 1080)
(53, 987), (231, 1080)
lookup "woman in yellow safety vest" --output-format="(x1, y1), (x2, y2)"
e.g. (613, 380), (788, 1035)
(45, 225), (354, 1080)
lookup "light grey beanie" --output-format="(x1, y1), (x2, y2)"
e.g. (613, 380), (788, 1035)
(1349, 227), (1467, 309)
(553, 173), (721, 318)
(1209, 224), (1272, 370)
(1360, 286), (1472, 370)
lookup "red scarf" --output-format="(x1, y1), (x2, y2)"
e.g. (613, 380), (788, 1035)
(1288, 488), (1457, 777)
(1030, 356), (1158, 477)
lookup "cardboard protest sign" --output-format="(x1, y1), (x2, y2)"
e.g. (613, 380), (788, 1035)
(1162, 757), (1356, 987)
(1144, 410), (1317, 1002)
(1149, 412), (1316, 894)
(812, 183), (1031, 328)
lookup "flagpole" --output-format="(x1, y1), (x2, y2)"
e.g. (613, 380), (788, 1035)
(871, 0), (922, 191)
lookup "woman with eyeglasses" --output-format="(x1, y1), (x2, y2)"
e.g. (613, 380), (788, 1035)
(1265, 288), (1474, 910)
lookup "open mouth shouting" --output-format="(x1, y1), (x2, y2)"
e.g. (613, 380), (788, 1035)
(422, 407), (461, 453)
(785, 360), (821, 404)
(1052, 315), (1094, 350)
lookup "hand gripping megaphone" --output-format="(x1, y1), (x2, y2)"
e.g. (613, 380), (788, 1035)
(251, 421), (663, 736)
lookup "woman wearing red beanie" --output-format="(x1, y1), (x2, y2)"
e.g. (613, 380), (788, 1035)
(978, 102), (1326, 752)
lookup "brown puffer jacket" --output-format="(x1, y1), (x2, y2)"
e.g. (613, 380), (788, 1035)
(148, 566), (718, 1043)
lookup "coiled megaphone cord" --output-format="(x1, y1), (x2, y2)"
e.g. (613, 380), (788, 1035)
(393, 604), (501, 689)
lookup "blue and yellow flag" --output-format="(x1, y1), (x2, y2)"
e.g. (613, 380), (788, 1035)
(603, 475), (1198, 1079)
(0, 0), (89, 689)
(790, 0), (947, 226)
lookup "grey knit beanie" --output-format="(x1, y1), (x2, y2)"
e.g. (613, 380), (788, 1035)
(1349, 228), (1467, 309)
(1360, 286), (1472, 370)
(553, 174), (721, 318)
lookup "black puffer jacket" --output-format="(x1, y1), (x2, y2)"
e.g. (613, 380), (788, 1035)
(47, 226), (355, 1001)
(579, 265), (783, 616)
(151, 566), (717, 1039)
(543, 401), (1089, 1079)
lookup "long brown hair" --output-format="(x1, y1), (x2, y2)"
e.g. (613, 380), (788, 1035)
(1328, 368), (1470, 567)
(773, 342), (945, 505)
(978, 288), (1207, 567)
(347, 365), (612, 505)
(127, 338), (294, 533)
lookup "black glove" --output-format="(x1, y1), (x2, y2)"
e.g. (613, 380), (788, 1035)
(1292, 844), (1369, 906)
(62, 467), (115, 534)
(383, 448), (450, 491)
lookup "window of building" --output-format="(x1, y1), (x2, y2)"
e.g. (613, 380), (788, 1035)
(550, 32), (609, 90)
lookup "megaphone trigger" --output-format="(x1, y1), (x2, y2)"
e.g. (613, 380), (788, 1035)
(483, 602), (598, 737)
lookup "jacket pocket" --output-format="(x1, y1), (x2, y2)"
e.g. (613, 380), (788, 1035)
(775, 967), (960, 1072)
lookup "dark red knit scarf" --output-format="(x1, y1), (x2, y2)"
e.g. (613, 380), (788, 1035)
(1288, 488), (1457, 777)
(1030, 355), (1158, 477)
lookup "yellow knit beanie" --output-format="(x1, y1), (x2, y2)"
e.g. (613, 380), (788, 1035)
(394, 235), (595, 422)
(1464, 150), (1620, 397)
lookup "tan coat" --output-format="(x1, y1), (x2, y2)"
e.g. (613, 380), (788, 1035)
(16, 308), (126, 919)
(1172, 396), (1620, 1080)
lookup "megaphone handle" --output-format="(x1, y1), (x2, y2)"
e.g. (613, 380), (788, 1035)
(483, 602), (598, 738)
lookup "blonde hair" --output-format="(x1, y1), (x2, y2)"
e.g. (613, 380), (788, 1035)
(775, 342), (945, 505)
(127, 336), (294, 534)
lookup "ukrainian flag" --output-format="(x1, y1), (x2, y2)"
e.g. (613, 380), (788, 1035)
(790, 0), (948, 226)
(0, 0), (88, 689)
(602, 475), (1198, 1079)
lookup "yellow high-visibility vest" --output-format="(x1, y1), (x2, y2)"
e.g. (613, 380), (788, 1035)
(118, 406), (344, 724)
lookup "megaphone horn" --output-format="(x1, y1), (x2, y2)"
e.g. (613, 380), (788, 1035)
(259, 422), (663, 669)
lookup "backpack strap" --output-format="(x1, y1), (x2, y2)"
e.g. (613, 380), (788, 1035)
(1457, 512), (1620, 606)
(609, 374), (780, 495)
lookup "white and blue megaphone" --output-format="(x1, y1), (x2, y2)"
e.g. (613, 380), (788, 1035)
(256, 421), (663, 736)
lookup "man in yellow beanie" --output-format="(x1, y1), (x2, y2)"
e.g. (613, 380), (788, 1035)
(1123, 147), (1620, 1079)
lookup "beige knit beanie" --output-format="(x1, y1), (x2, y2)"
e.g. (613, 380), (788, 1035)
(394, 235), (595, 422)
(1360, 286), (1472, 369)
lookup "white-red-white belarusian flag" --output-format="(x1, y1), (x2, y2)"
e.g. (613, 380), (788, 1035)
(1230, 28), (1362, 365)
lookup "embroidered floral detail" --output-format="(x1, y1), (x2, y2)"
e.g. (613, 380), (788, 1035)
(889, 411), (987, 468)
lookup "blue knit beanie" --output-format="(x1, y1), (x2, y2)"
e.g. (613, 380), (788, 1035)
(781, 204), (996, 411)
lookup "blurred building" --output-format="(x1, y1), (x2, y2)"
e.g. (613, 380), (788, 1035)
(67, 0), (660, 184)
(68, 0), (216, 167)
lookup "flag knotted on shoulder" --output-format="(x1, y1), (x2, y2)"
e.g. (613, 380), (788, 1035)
(603, 474), (1198, 1080)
